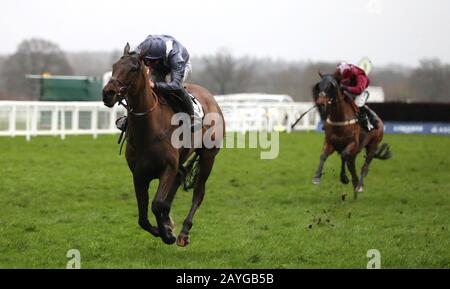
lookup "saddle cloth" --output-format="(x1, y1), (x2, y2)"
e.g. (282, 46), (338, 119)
(189, 93), (205, 119)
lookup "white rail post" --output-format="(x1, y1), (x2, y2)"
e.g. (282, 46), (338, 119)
(72, 106), (79, 133)
(51, 106), (58, 136)
(9, 104), (16, 137)
(91, 106), (98, 139)
(109, 106), (117, 131)
(26, 105), (31, 141)
(32, 105), (38, 136)
(61, 107), (66, 140)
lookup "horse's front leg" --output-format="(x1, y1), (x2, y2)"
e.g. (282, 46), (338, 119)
(313, 142), (334, 185)
(133, 174), (159, 237)
(342, 143), (360, 199)
(160, 171), (184, 232)
(152, 166), (178, 245)
(340, 155), (350, 184)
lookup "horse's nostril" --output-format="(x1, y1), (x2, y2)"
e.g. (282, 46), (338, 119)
(103, 90), (116, 100)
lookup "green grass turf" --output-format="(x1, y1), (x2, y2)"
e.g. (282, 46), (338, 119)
(0, 132), (448, 268)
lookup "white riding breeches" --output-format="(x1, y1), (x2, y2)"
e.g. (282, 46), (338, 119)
(354, 91), (370, 108)
(183, 60), (192, 82)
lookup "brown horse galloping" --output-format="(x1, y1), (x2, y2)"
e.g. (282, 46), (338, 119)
(102, 43), (225, 247)
(312, 74), (391, 199)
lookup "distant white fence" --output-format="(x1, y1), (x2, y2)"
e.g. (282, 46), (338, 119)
(0, 101), (320, 140)
(219, 102), (319, 133)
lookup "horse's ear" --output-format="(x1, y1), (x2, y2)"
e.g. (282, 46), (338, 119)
(123, 43), (131, 55)
(318, 70), (324, 79)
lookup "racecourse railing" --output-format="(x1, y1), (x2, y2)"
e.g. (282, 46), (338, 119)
(0, 101), (320, 140)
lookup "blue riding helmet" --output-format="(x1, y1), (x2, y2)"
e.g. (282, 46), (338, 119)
(136, 37), (166, 62)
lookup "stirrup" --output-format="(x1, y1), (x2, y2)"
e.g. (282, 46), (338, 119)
(361, 118), (374, 132)
(369, 115), (379, 130)
(358, 115), (372, 132)
(370, 120), (379, 130)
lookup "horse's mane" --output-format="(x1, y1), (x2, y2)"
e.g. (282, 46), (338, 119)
(125, 52), (150, 84)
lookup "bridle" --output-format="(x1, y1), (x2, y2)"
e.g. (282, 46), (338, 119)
(319, 76), (359, 126)
(318, 77), (339, 105)
(109, 55), (159, 117)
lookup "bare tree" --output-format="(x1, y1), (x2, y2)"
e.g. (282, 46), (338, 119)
(267, 65), (304, 99)
(67, 50), (120, 77)
(0, 55), (6, 97)
(1, 38), (73, 99)
(371, 66), (412, 102)
(198, 49), (255, 95)
(306, 63), (337, 97)
(409, 59), (450, 102)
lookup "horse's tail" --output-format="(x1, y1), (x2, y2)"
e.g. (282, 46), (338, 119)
(374, 143), (392, 160)
(182, 153), (201, 191)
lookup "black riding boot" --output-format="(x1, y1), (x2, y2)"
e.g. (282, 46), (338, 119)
(177, 89), (194, 116)
(366, 106), (379, 130)
(176, 89), (202, 132)
(357, 106), (372, 132)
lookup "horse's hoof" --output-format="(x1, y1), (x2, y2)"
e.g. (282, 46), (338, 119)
(176, 234), (190, 247)
(356, 186), (364, 193)
(162, 233), (176, 245)
(340, 175), (350, 185)
(312, 178), (321, 185)
(161, 230), (177, 245)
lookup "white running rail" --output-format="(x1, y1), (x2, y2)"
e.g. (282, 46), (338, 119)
(0, 101), (320, 140)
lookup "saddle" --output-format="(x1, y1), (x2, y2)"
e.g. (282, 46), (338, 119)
(157, 89), (204, 119)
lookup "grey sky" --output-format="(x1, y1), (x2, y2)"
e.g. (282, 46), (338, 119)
(1, 0), (449, 66)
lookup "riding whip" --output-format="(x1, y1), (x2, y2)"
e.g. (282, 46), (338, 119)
(291, 104), (318, 129)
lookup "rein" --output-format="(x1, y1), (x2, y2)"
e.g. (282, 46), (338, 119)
(291, 104), (318, 129)
(127, 90), (160, 117)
